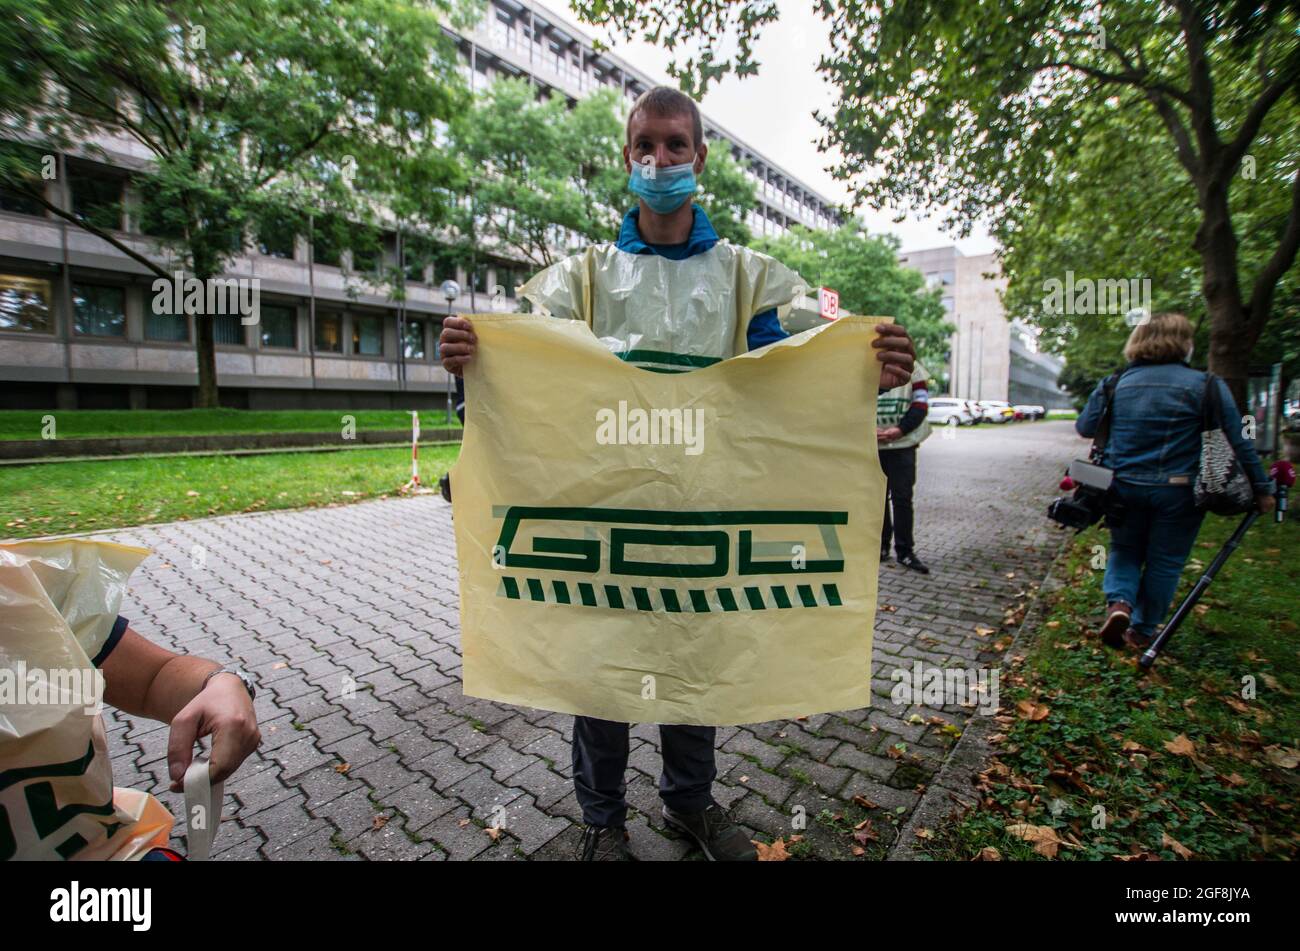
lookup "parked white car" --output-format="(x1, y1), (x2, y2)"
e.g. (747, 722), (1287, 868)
(1014, 404), (1047, 420)
(927, 397), (976, 427)
(975, 400), (1015, 423)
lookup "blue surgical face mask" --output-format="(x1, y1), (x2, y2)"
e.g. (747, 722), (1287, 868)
(628, 160), (698, 214)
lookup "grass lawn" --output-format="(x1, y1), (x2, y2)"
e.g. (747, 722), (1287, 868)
(0, 408), (461, 441)
(921, 513), (1299, 861)
(0, 445), (461, 538)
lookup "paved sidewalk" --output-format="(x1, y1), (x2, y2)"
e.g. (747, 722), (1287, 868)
(100, 420), (1082, 860)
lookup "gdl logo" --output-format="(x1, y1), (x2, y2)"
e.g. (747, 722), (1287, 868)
(488, 506), (849, 614)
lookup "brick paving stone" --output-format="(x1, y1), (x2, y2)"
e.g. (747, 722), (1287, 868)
(94, 422), (1076, 860)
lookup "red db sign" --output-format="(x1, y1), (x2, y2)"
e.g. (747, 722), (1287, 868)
(819, 287), (840, 321)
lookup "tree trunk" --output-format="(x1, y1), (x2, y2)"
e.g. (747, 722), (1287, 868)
(195, 304), (219, 408)
(1196, 176), (1251, 410)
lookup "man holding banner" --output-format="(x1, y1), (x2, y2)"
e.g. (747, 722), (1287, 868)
(440, 87), (915, 861)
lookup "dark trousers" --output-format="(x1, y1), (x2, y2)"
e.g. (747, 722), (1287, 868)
(880, 445), (918, 557)
(571, 716), (717, 828)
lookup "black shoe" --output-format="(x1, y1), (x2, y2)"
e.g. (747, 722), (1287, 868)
(662, 803), (756, 861)
(575, 824), (635, 861)
(438, 473), (452, 504)
(896, 553), (930, 574)
(881, 545), (891, 560)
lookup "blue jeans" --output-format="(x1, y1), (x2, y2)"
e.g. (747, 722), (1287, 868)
(1103, 481), (1205, 636)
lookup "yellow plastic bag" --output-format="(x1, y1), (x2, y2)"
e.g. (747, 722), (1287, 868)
(0, 540), (174, 860)
(451, 314), (887, 726)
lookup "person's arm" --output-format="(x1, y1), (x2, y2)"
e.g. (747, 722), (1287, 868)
(100, 626), (260, 792)
(745, 308), (788, 350)
(1075, 380), (1108, 438)
(1212, 377), (1272, 492)
(896, 381), (930, 435)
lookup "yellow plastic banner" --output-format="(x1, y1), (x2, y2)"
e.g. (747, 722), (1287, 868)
(0, 540), (175, 860)
(451, 314), (888, 726)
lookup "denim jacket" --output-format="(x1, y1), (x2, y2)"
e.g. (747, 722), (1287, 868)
(1076, 360), (1270, 491)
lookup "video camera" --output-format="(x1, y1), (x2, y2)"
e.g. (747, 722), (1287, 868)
(1047, 459), (1124, 531)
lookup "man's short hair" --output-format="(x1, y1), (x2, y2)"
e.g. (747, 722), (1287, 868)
(626, 86), (704, 152)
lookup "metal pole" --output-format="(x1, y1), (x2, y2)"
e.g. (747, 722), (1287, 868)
(396, 226), (406, 393)
(307, 213), (317, 390)
(57, 153), (73, 394)
(445, 298), (453, 424)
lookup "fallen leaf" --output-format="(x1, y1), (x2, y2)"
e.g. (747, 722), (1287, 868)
(976, 846), (1002, 861)
(1162, 832), (1194, 860)
(334, 762), (351, 774)
(372, 814), (389, 830)
(1164, 734), (1197, 757)
(1016, 700), (1050, 722)
(1264, 746), (1300, 769)
(1006, 823), (1064, 859)
(753, 838), (792, 861)
(485, 826), (502, 842)
(852, 794), (879, 810)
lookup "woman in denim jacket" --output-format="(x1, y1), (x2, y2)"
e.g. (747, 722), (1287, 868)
(1076, 312), (1275, 650)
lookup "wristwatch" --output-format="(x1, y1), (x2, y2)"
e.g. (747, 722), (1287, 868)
(203, 664), (256, 702)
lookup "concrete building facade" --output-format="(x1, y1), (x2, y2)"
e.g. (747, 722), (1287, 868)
(897, 245), (1069, 407)
(0, 0), (842, 411)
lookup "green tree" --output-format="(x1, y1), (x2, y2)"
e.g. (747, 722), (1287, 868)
(0, 0), (476, 406)
(566, 0), (1300, 405)
(445, 76), (764, 284)
(446, 79), (626, 274)
(756, 222), (953, 375)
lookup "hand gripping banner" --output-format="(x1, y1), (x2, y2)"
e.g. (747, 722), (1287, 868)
(451, 314), (888, 726)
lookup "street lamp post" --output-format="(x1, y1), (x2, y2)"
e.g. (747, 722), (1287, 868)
(440, 279), (461, 425)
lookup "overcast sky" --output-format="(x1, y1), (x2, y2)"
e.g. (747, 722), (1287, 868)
(533, 0), (997, 256)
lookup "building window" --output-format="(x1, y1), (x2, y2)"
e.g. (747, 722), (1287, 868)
(259, 303), (297, 349)
(350, 235), (382, 274)
(403, 319), (426, 359)
(352, 314), (383, 355)
(0, 274), (54, 334)
(72, 282), (126, 337)
(213, 315), (245, 346)
(145, 306), (188, 342)
(70, 169), (123, 232)
(0, 185), (46, 217)
(315, 311), (343, 352)
(312, 216), (345, 268)
(257, 209), (299, 259)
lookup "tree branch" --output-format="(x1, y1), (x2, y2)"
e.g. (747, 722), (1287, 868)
(1143, 89), (1201, 177)
(14, 183), (171, 281)
(1246, 162), (1300, 338)
(1223, 74), (1295, 172)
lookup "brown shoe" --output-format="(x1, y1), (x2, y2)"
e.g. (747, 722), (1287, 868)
(1098, 602), (1132, 648)
(1122, 628), (1154, 651)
